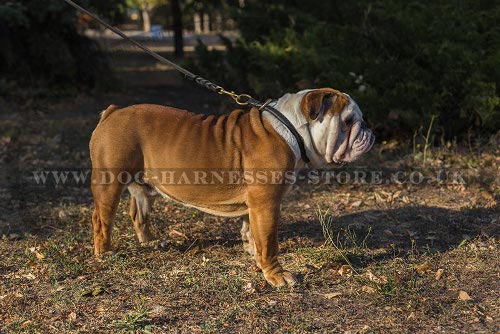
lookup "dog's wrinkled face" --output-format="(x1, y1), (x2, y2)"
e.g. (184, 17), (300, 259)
(300, 88), (375, 166)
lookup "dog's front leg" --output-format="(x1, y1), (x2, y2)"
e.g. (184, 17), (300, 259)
(247, 201), (297, 287)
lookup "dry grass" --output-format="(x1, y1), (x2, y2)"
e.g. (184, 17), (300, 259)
(1, 180), (498, 333)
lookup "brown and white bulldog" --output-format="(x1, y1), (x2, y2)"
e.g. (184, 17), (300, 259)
(89, 88), (374, 287)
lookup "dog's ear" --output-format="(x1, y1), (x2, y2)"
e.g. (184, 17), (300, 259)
(301, 90), (339, 122)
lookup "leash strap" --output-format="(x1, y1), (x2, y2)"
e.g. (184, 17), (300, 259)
(63, 0), (310, 163)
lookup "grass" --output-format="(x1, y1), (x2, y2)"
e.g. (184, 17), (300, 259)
(317, 206), (373, 274)
(1, 148), (498, 333)
(114, 300), (153, 333)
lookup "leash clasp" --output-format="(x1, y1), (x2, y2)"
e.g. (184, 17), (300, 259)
(217, 88), (252, 106)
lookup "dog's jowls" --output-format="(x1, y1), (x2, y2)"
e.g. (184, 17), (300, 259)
(89, 88), (374, 287)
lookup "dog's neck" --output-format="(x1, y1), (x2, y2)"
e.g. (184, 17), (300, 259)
(262, 91), (328, 169)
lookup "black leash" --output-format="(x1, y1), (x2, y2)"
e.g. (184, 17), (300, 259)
(64, 0), (310, 163)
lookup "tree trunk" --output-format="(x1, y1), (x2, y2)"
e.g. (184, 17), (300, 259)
(170, 0), (184, 58)
(194, 12), (202, 34)
(202, 12), (210, 33)
(215, 10), (223, 32)
(142, 9), (151, 32)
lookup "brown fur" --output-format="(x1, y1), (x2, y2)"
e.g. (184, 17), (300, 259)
(301, 88), (349, 120)
(90, 105), (296, 286)
(89, 88), (352, 287)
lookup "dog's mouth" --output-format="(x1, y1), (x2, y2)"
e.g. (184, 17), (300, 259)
(322, 94), (374, 166)
(331, 121), (375, 165)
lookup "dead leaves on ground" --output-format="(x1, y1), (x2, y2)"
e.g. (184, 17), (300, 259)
(366, 270), (387, 284)
(29, 246), (46, 260)
(415, 261), (433, 275)
(435, 268), (444, 280)
(338, 265), (352, 277)
(458, 290), (472, 301)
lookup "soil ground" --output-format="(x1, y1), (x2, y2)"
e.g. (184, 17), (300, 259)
(0, 48), (499, 333)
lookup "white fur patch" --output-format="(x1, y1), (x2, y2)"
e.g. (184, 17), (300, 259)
(262, 102), (302, 164)
(263, 90), (327, 168)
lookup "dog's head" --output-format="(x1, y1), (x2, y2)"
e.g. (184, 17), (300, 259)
(276, 88), (375, 167)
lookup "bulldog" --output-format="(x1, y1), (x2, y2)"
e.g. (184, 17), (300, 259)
(89, 88), (374, 287)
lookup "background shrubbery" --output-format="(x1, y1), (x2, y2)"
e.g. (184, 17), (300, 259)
(0, 0), (120, 95)
(0, 0), (498, 140)
(192, 0), (500, 140)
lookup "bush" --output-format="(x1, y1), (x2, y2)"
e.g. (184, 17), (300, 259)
(0, 0), (112, 95)
(191, 0), (500, 140)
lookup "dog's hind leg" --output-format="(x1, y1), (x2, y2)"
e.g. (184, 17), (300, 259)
(240, 214), (256, 256)
(128, 182), (156, 243)
(91, 181), (126, 256)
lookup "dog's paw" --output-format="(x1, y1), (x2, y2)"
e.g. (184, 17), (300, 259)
(264, 270), (297, 287)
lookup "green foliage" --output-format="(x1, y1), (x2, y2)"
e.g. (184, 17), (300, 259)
(0, 0), (113, 95)
(87, 0), (127, 22)
(192, 0), (500, 139)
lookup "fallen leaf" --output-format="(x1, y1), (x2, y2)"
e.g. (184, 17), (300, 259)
(435, 268), (444, 280)
(338, 265), (352, 276)
(170, 229), (188, 239)
(23, 273), (36, 280)
(322, 292), (342, 299)
(415, 262), (432, 274)
(35, 251), (45, 260)
(350, 200), (362, 208)
(392, 191), (402, 199)
(244, 282), (255, 294)
(458, 290), (472, 301)
(361, 285), (376, 293)
(366, 270), (387, 284)
(58, 210), (68, 219)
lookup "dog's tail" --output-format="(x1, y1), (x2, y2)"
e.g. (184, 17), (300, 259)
(98, 104), (121, 123)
